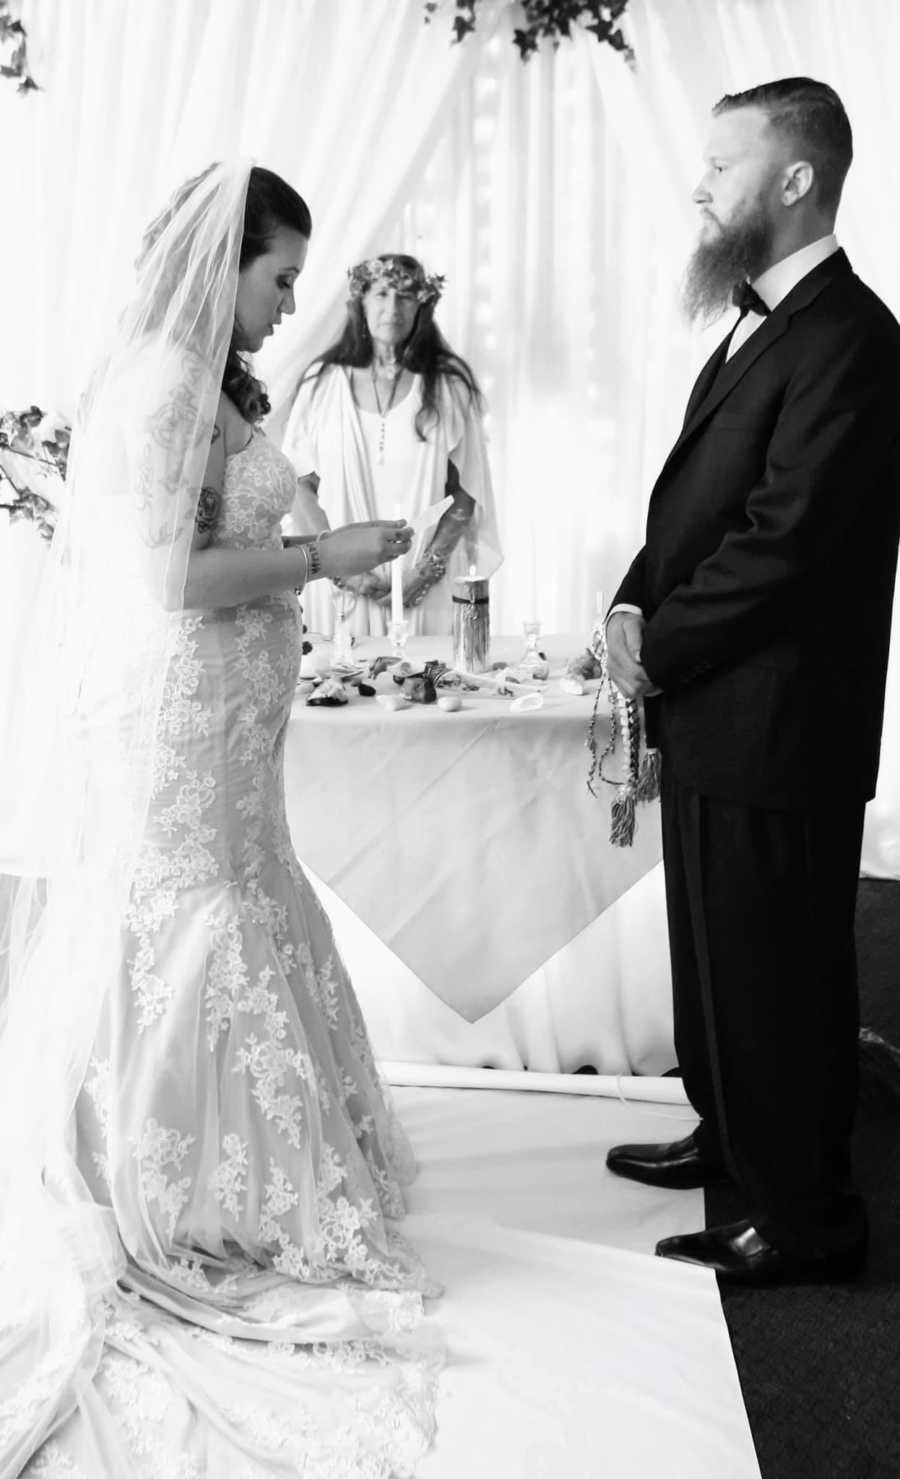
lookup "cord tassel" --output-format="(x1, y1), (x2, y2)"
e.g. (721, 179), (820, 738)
(610, 785), (637, 846)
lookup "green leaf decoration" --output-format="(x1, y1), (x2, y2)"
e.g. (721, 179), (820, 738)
(429, 0), (634, 63)
(0, 403), (70, 544)
(0, 1), (38, 93)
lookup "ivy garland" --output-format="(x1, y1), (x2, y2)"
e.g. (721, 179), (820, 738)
(424, 0), (633, 62)
(0, 407), (69, 542)
(3, 3), (633, 91)
(0, 1), (37, 92)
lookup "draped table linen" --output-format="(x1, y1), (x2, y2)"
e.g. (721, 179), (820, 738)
(284, 635), (674, 1072)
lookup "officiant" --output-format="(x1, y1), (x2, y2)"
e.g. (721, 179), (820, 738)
(283, 253), (502, 637)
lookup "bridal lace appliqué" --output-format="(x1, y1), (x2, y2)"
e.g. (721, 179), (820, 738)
(131, 1120), (195, 1241)
(208, 1133), (248, 1218)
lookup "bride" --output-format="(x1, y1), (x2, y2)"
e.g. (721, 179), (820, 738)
(0, 163), (441, 1477)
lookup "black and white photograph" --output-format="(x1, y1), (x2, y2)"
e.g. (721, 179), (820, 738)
(1, 2), (898, 1475)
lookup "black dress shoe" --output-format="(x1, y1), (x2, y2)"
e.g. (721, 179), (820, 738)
(655, 1218), (866, 1285)
(606, 1134), (721, 1190)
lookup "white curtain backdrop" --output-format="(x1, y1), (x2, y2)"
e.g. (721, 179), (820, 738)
(1, 0), (898, 875)
(0, 0), (503, 409)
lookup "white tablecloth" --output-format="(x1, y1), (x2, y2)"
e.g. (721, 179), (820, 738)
(286, 635), (674, 1073)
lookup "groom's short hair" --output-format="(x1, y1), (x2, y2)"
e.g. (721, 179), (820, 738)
(714, 77), (853, 214)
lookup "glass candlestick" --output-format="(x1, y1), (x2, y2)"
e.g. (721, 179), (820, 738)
(519, 619), (544, 673)
(331, 583), (357, 668)
(387, 618), (409, 660)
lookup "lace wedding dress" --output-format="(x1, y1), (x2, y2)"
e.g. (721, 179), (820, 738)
(20, 432), (440, 1478)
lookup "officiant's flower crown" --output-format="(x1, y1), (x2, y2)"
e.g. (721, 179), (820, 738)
(347, 256), (445, 306)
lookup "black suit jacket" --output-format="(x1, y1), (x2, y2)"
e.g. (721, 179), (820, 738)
(614, 251), (900, 809)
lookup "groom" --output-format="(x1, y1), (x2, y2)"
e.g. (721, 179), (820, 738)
(605, 78), (900, 1284)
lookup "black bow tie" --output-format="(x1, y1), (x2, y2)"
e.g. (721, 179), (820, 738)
(732, 281), (770, 319)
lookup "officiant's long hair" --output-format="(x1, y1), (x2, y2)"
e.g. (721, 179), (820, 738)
(299, 253), (483, 440)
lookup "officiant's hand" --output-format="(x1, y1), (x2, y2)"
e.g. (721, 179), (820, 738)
(352, 572), (390, 601)
(317, 520), (413, 582)
(606, 611), (660, 700)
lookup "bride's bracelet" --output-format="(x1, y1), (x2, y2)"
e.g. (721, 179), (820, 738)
(291, 544), (311, 595)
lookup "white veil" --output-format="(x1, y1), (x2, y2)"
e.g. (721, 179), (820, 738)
(0, 161), (249, 1471)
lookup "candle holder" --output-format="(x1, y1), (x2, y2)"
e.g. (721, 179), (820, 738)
(519, 619), (545, 673)
(387, 618), (409, 659)
(331, 583), (357, 669)
(452, 575), (490, 673)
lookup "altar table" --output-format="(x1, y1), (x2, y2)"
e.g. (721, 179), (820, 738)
(284, 634), (674, 1074)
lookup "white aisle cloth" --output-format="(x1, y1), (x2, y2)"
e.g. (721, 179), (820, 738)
(395, 1086), (761, 1479)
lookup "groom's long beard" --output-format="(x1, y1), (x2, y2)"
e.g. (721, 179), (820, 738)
(682, 203), (775, 325)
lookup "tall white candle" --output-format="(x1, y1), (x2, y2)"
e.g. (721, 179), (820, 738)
(391, 557), (403, 625)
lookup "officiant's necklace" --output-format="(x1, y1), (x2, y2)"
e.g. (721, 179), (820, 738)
(370, 358), (402, 464)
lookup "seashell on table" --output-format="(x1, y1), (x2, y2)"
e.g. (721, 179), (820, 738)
(376, 693), (411, 712)
(509, 691), (543, 713)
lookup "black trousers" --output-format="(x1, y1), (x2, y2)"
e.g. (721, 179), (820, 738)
(660, 770), (868, 1259)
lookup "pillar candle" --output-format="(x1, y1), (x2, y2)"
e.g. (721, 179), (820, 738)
(452, 574), (491, 673)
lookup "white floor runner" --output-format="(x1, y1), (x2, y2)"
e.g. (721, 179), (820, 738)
(394, 1088), (761, 1479)
(396, 1085), (702, 1253)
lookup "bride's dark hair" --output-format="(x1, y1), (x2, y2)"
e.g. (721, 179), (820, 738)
(225, 167), (312, 422)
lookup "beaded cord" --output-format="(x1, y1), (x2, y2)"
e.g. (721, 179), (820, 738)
(585, 618), (659, 847)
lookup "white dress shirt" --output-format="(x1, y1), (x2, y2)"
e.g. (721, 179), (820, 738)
(610, 234), (841, 635)
(726, 233), (839, 358)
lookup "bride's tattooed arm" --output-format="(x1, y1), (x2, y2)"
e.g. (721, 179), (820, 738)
(192, 421), (222, 546)
(196, 483), (221, 535)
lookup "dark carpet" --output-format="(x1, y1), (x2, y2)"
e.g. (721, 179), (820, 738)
(705, 879), (900, 1479)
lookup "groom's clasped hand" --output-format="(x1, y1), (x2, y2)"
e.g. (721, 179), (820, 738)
(605, 610), (660, 700)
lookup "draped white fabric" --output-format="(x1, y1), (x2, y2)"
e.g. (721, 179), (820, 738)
(1, 0), (898, 872)
(1, 0), (502, 410)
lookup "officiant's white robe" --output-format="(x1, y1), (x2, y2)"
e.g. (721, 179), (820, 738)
(282, 364), (501, 637)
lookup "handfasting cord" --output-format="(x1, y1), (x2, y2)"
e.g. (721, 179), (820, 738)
(586, 618), (661, 846)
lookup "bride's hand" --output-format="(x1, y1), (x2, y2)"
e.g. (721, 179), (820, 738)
(317, 520), (413, 581)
